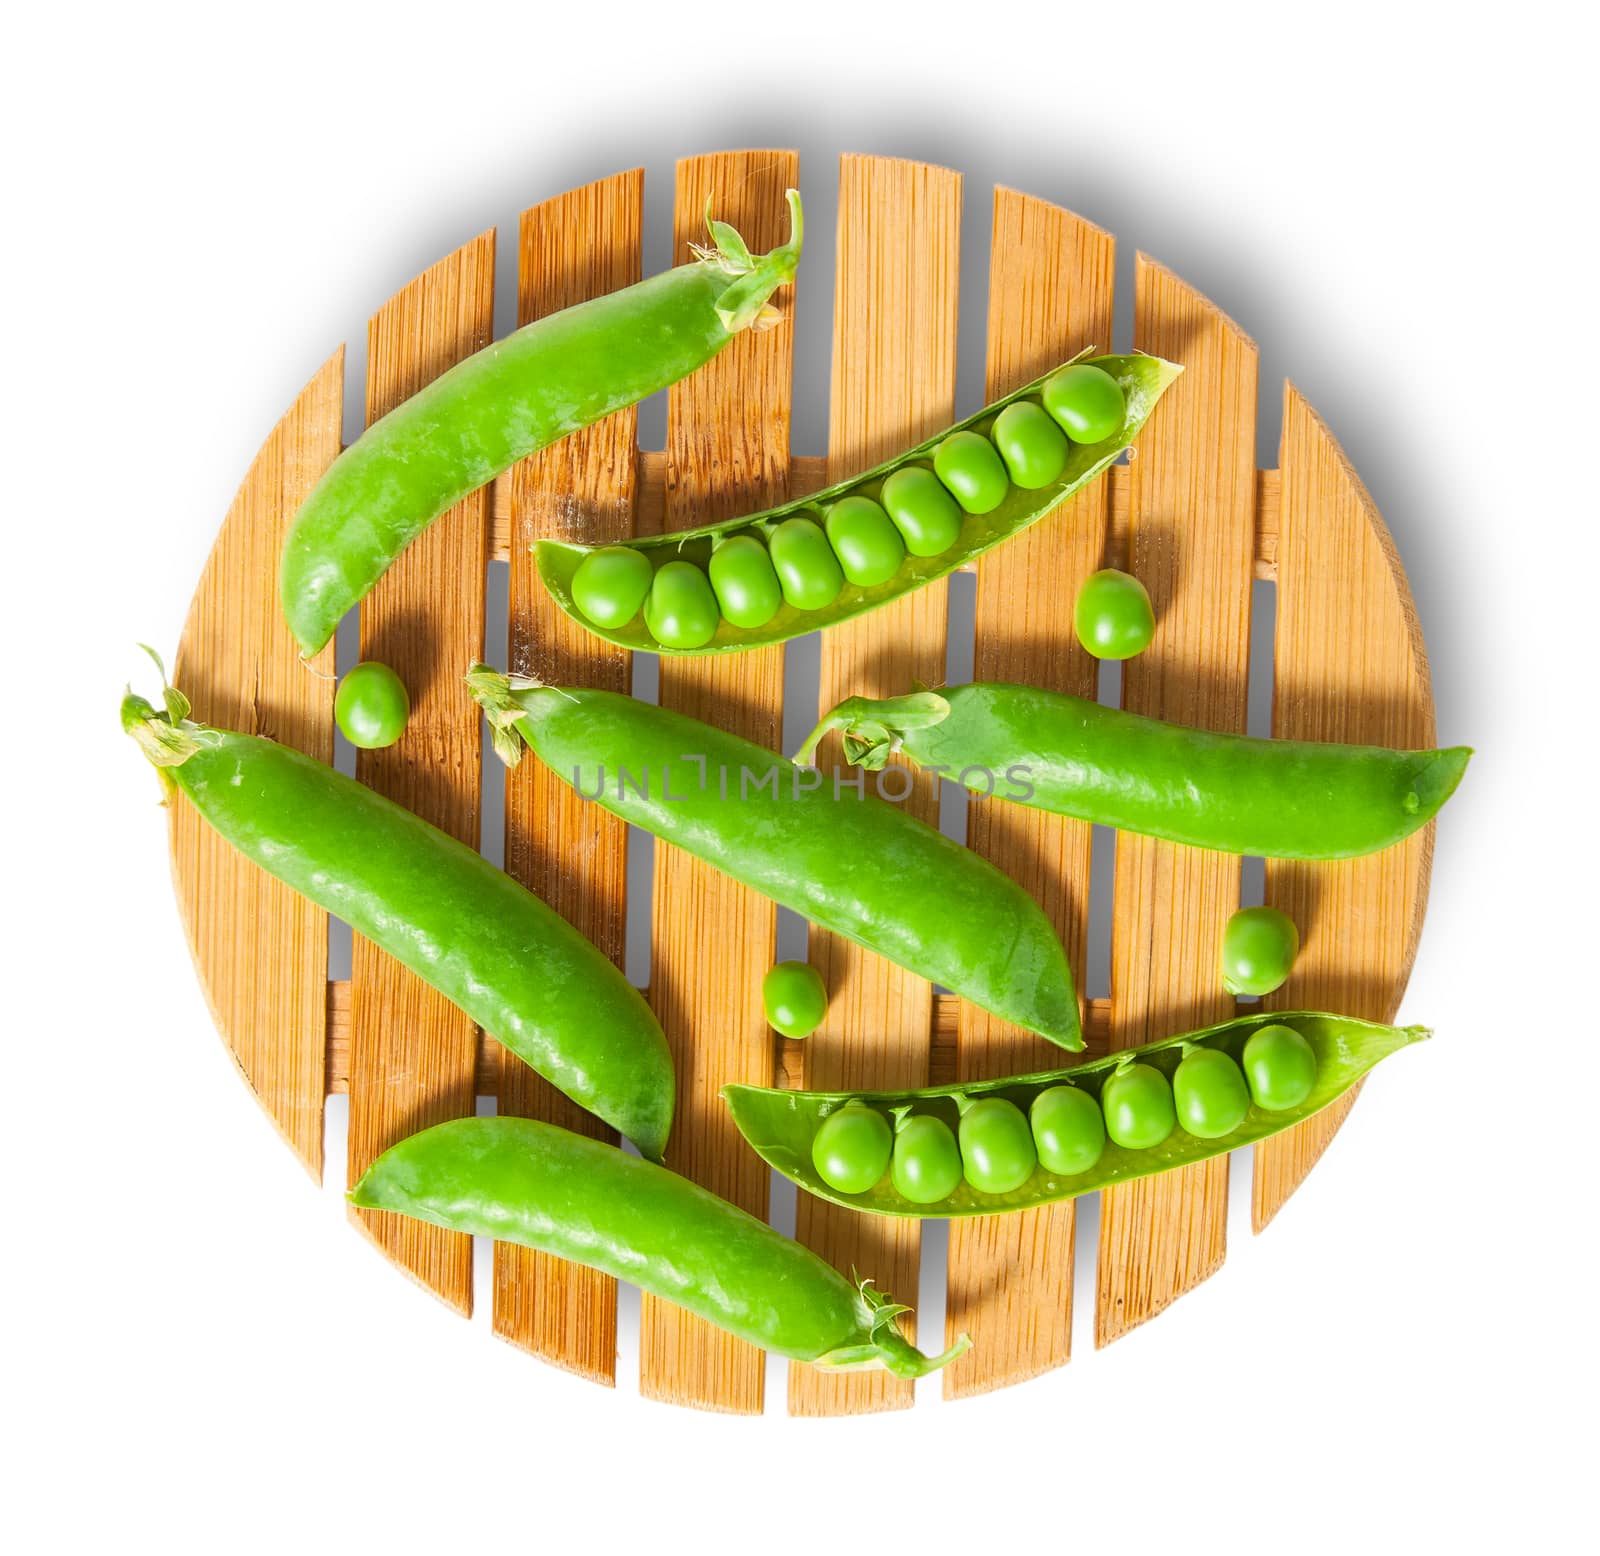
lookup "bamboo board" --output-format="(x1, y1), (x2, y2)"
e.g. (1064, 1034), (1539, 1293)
(166, 152), (1438, 1412)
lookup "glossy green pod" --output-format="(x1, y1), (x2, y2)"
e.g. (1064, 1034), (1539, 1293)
(468, 668), (1082, 1050)
(351, 1117), (967, 1378)
(535, 352), (1182, 655)
(724, 1012), (1429, 1217)
(280, 193), (804, 656)
(122, 673), (673, 1159)
(798, 682), (1472, 862)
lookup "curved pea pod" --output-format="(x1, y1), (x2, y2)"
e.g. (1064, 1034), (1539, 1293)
(122, 671), (673, 1159)
(350, 1117), (969, 1378)
(724, 1012), (1429, 1217)
(279, 192), (804, 656)
(535, 352), (1182, 654)
(468, 667), (1082, 1050)
(798, 683), (1472, 861)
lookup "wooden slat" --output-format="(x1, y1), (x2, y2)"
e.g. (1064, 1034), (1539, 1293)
(791, 154), (962, 1417)
(1254, 385), (1436, 1228)
(171, 352), (343, 1179)
(943, 190), (1115, 1397)
(491, 172), (644, 1381)
(346, 231), (495, 1313)
(1098, 255), (1259, 1346)
(637, 151), (797, 1414)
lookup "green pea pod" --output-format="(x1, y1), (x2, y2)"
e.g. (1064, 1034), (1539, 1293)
(468, 668), (1082, 1050)
(797, 683), (1472, 861)
(535, 352), (1182, 654)
(122, 664), (673, 1159)
(350, 1117), (967, 1377)
(279, 192), (804, 657)
(724, 1011), (1428, 1217)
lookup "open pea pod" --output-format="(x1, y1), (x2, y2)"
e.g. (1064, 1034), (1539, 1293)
(535, 351), (1182, 654)
(724, 1011), (1428, 1218)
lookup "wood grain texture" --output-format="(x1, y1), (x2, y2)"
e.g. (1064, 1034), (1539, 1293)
(491, 171), (644, 1381)
(791, 154), (961, 1417)
(1097, 254), (1259, 1347)
(637, 151), (797, 1414)
(346, 230), (495, 1314)
(942, 190), (1114, 1398)
(1253, 384), (1436, 1229)
(171, 351), (343, 1179)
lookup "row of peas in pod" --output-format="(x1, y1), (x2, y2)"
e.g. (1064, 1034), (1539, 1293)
(568, 363), (1128, 648)
(809, 1023), (1319, 1201)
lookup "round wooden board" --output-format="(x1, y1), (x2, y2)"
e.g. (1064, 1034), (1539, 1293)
(168, 151), (1437, 1414)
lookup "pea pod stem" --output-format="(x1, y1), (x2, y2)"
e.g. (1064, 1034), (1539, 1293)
(123, 659), (674, 1159)
(350, 1117), (967, 1378)
(468, 665), (1083, 1050)
(725, 1011), (1430, 1218)
(279, 191), (803, 656)
(799, 683), (1471, 861)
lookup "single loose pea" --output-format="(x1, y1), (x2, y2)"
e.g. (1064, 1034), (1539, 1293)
(762, 959), (827, 1040)
(1029, 1085), (1106, 1176)
(932, 430), (1010, 515)
(891, 1112), (963, 1204)
(1172, 1047), (1251, 1140)
(708, 535), (783, 630)
(824, 495), (906, 588)
(956, 1096), (1037, 1194)
(880, 465), (963, 556)
(1101, 1061), (1176, 1150)
(1042, 363), (1126, 443)
(769, 516), (844, 611)
(811, 1101), (892, 1195)
(335, 661), (410, 750)
(1241, 1024), (1318, 1112)
(1221, 906), (1300, 997)
(992, 400), (1070, 489)
(644, 560), (720, 649)
(570, 545), (653, 629)
(1074, 569), (1156, 660)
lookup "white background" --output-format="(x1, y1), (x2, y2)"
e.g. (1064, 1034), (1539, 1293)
(7, 2), (1597, 1551)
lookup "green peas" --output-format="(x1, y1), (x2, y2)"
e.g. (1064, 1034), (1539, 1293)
(824, 496), (906, 587)
(1074, 569), (1156, 660)
(932, 430), (1010, 515)
(769, 516), (844, 611)
(570, 545), (653, 629)
(1042, 363), (1126, 444)
(1241, 1024), (1318, 1112)
(762, 959), (827, 1040)
(880, 465), (963, 557)
(645, 560), (720, 650)
(335, 661), (410, 750)
(709, 535), (783, 630)
(1172, 1047), (1251, 1140)
(891, 1112), (963, 1204)
(1221, 905), (1300, 996)
(992, 401), (1069, 489)
(1029, 1085), (1105, 1176)
(811, 1102), (892, 1194)
(1101, 1061), (1176, 1150)
(956, 1096), (1036, 1194)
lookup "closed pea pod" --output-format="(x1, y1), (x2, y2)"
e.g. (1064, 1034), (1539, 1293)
(537, 352), (1183, 654)
(708, 535), (783, 630)
(352, 1117), (966, 1377)
(933, 429), (1010, 514)
(824, 496), (905, 587)
(800, 682), (1471, 862)
(725, 1012), (1428, 1217)
(123, 660), (673, 1158)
